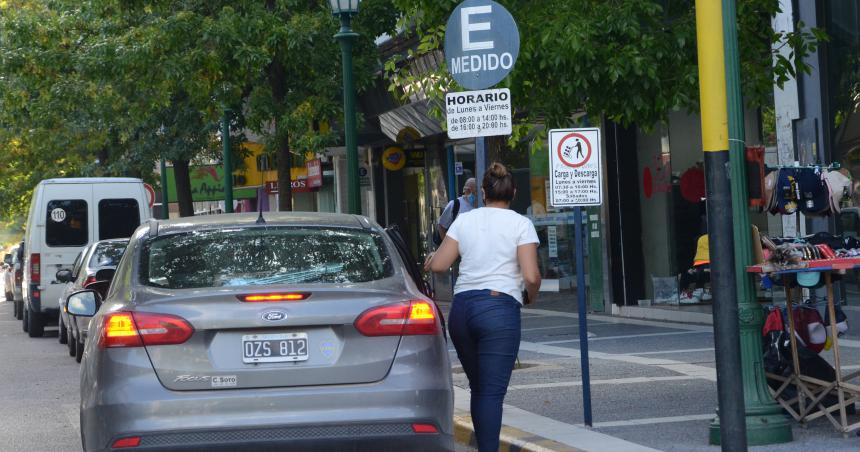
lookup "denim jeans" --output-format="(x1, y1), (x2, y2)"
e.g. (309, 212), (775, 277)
(448, 290), (521, 452)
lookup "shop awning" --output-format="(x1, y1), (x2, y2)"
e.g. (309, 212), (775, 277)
(378, 99), (444, 142)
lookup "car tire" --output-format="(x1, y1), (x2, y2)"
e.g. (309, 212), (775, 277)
(22, 306), (28, 333)
(27, 307), (44, 338)
(59, 317), (68, 344)
(68, 329), (77, 357)
(75, 338), (84, 363)
(15, 301), (23, 321)
(12, 298), (18, 318)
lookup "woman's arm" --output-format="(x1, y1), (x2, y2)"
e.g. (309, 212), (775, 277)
(424, 237), (460, 272)
(517, 243), (541, 304)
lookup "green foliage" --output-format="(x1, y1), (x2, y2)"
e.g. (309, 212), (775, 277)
(386, 0), (824, 154)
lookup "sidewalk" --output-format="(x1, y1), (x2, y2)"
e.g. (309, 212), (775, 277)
(442, 299), (860, 451)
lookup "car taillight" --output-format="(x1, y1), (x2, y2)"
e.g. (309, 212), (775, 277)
(15, 268), (22, 283)
(30, 253), (40, 282)
(238, 293), (309, 302)
(83, 276), (97, 287)
(100, 312), (194, 348)
(411, 423), (439, 434)
(111, 436), (141, 448)
(354, 301), (439, 337)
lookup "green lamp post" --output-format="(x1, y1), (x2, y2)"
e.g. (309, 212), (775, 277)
(330, 0), (362, 215)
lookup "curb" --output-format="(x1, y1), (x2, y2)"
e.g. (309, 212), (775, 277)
(454, 413), (584, 452)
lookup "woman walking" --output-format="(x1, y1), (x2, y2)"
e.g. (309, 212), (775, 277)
(425, 162), (541, 451)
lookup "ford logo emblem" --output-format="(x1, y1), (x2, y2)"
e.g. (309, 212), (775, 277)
(262, 310), (287, 322)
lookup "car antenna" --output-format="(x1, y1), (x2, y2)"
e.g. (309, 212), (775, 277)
(256, 199), (266, 225)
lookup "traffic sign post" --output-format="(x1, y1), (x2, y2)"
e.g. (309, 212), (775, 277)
(549, 127), (603, 427)
(445, 0), (520, 207)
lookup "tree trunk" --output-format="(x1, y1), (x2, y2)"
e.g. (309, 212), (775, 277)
(172, 159), (195, 217)
(276, 133), (293, 211)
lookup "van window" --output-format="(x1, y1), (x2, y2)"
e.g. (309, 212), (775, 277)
(99, 199), (140, 240)
(46, 200), (88, 247)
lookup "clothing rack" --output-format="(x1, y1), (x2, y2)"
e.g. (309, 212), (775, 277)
(765, 162), (841, 171)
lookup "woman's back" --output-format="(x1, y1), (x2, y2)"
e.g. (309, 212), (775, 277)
(447, 207), (538, 303)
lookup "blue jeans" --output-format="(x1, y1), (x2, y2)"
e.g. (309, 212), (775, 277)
(449, 290), (521, 452)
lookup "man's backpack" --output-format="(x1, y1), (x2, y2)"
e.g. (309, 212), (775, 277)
(432, 198), (461, 247)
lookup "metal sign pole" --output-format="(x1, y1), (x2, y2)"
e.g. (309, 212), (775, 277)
(476, 137), (486, 207)
(574, 206), (593, 427)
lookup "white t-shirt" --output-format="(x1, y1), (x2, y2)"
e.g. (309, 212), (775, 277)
(446, 207), (540, 304)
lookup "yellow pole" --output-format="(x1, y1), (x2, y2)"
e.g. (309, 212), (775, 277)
(696, 0), (729, 152)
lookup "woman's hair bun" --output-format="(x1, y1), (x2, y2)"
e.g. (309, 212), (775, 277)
(488, 162), (509, 178)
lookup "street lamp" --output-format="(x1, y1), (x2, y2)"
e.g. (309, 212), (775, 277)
(330, 0), (362, 215)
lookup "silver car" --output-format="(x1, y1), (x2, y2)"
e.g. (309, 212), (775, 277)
(69, 213), (453, 451)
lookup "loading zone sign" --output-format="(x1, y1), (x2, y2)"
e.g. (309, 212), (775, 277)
(446, 88), (512, 139)
(549, 128), (603, 207)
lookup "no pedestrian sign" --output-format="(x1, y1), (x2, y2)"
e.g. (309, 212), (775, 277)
(549, 128), (603, 207)
(446, 88), (512, 139)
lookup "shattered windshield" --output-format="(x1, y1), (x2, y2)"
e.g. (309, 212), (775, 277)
(141, 227), (393, 289)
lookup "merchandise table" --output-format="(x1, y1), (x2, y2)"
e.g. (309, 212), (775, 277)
(748, 259), (860, 436)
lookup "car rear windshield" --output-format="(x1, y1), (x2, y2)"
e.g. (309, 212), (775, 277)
(88, 242), (128, 268)
(46, 200), (88, 247)
(141, 227), (393, 289)
(98, 199), (140, 240)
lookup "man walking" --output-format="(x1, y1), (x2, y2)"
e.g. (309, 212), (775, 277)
(437, 178), (476, 240)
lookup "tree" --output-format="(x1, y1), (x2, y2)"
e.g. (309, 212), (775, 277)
(385, 0), (823, 151)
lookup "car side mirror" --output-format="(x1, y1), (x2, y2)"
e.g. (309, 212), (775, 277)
(67, 290), (98, 317)
(56, 269), (73, 283)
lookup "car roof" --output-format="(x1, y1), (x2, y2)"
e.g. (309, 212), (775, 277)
(38, 177), (142, 185)
(150, 212), (373, 236)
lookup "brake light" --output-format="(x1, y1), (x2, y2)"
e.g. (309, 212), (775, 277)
(411, 423), (439, 434)
(239, 293), (309, 302)
(354, 301), (439, 336)
(100, 312), (194, 348)
(30, 253), (40, 282)
(111, 436), (141, 448)
(83, 276), (97, 287)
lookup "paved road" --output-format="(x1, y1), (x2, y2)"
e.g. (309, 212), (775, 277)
(0, 297), (80, 451)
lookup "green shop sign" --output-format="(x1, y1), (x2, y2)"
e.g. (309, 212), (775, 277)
(166, 165), (258, 202)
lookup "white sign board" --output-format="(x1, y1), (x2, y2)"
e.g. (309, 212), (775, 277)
(454, 161), (464, 175)
(549, 128), (603, 207)
(547, 225), (558, 258)
(446, 88), (512, 139)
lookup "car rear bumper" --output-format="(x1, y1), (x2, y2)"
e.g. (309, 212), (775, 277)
(100, 423), (452, 452)
(81, 337), (454, 452)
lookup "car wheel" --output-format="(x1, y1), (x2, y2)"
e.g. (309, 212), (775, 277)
(22, 306), (28, 333)
(12, 298), (18, 318)
(75, 338), (84, 363)
(68, 329), (77, 357)
(15, 301), (23, 320)
(27, 307), (44, 338)
(59, 317), (68, 344)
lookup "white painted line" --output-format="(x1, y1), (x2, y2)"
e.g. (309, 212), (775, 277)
(834, 338), (860, 348)
(521, 322), (608, 332)
(522, 307), (713, 332)
(621, 347), (714, 356)
(593, 414), (715, 428)
(518, 341), (717, 381)
(538, 330), (708, 345)
(454, 387), (659, 452)
(509, 375), (700, 391)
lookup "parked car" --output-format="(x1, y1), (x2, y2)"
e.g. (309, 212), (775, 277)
(57, 239), (127, 361)
(22, 177), (151, 337)
(68, 213), (453, 452)
(4, 244), (24, 319)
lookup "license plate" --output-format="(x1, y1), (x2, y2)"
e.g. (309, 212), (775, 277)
(242, 333), (309, 363)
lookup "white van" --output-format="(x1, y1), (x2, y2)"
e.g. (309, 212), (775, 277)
(22, 178), (152, 337)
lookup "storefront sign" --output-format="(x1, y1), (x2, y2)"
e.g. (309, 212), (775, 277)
(547, 226), (559, 258)
(359, 165), (371, 187)
(264, 167), (319, 194)
(549, 128), (603, 207)
(444, 0), (520, 90)
(306, 159), (322, 188)
(382, 147), (407, 171)
(166, 165), (257, 202)
(446, 88), (512, 139)
(407, 149), (425, 167)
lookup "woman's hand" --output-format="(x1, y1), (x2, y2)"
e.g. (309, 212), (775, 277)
(426, 237), (460, 273)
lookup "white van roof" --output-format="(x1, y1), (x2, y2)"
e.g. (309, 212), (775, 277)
(38, 177), (143, 185)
